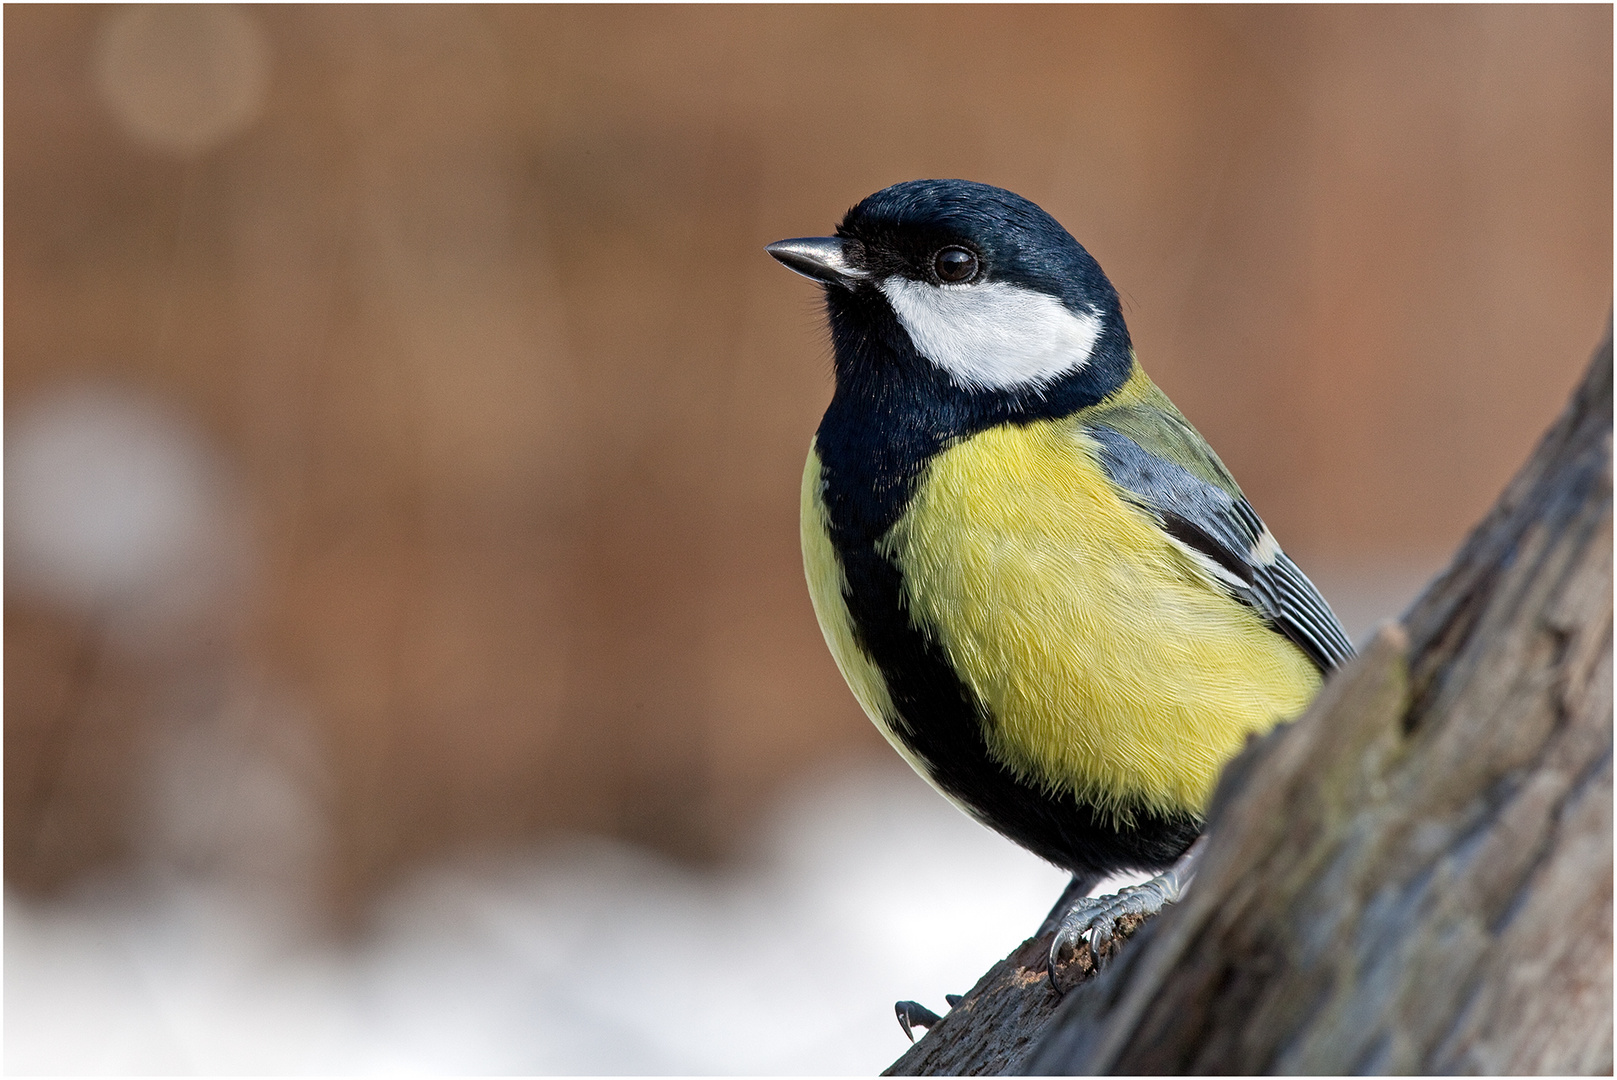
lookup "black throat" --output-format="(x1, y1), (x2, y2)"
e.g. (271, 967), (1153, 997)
(813, 282), (1133, 545)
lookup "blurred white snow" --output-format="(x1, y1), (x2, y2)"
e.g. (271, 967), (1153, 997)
(5, 764), (1075, 1075)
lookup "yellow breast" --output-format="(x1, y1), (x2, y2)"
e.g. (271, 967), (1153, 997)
(879, 418), (1321, 824)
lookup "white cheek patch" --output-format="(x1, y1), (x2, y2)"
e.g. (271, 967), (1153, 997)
(879, 277), (1104, 392)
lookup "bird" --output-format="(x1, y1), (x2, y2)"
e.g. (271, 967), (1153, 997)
(766, 179), (1354, 1003)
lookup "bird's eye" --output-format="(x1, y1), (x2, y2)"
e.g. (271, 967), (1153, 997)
(933, 246), (979, 283)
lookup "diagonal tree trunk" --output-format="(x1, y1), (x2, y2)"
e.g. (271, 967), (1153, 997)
(888, 322), (1612, 1076)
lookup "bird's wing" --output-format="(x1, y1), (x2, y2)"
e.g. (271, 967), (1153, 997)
(1082, 421), (1356, 673)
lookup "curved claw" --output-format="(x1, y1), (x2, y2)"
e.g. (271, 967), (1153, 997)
(1047, 941), (1071, 996)
(1047, 907), (1107, 996)
(894, 1000), (943, 1043)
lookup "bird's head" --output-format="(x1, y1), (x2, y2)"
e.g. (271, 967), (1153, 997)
(768, 179), (1132, 407)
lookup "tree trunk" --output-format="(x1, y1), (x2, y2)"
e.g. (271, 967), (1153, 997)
(888, 324), (1612, 1076)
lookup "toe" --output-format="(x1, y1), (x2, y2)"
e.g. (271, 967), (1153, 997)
(894, 1000), (943, 1042)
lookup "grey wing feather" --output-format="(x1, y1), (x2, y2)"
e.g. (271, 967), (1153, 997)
(1087, 426), (1356, 673)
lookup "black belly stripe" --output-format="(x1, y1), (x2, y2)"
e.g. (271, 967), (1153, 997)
(833, 526), (1200, 877)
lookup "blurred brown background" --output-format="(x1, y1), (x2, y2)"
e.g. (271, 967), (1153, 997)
(6, 5), (1611, 917)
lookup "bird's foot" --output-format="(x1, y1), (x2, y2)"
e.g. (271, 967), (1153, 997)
(1049, 872), (1180, 972)
(894, 1000), (943, 1042)
(1047, 840), (1206, 994)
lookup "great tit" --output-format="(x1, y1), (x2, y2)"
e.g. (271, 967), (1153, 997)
(767, 179), (1353, 983)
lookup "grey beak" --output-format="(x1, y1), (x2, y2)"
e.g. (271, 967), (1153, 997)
(766, 236), (869, 286)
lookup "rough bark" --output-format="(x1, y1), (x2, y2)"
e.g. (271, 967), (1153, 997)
(889, 325), (1613, 1075)
(885, 914), (1149, 1076)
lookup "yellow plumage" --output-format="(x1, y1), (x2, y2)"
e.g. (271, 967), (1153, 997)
(804, 417), (1321, 828)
